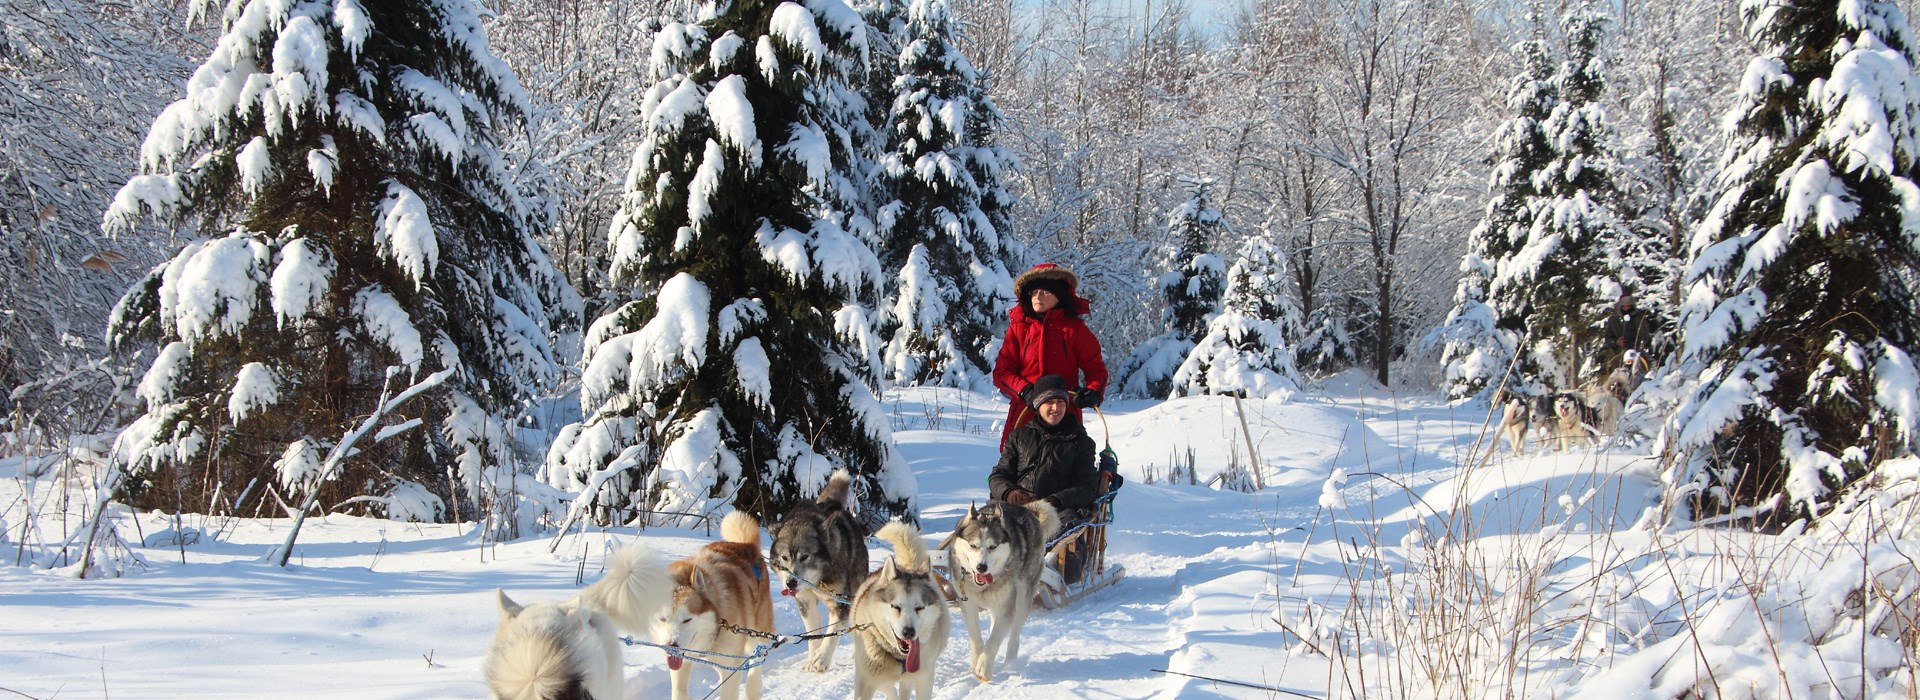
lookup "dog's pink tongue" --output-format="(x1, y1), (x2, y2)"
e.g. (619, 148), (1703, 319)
(975, 572), (993, 586)
(781, 588), (796, 597)
(667, 653), (683, 671)
(903, 639), (922, 674)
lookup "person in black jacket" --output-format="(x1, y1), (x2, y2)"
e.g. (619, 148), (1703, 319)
(990, 374), (1100, 521)
(1598, 293), (1652, 366)
(990, 374), (1103, 583)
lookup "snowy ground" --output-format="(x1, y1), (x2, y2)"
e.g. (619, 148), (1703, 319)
(4, 377), (1911, 698)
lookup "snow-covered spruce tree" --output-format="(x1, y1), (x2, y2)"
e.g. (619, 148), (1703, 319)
(1489, 3), (1630, 390)
(854, 0), (904, 145)
(1114, 178), (1227, 398)
(1171, 235), (1303, 399)
(546, 0), (915, 527)
(1664, 0), (1920, 522)
(1432, 35), (1557, 399)
(874, 0), (1016, 388)
(102, 0), (578, 522)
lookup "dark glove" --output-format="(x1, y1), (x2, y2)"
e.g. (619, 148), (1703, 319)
(1105, 472), (1124, 490)
(1073, 387), (1103, 409)
(1004, 489), (1035, 506)
(1017, 383), (1037, 406)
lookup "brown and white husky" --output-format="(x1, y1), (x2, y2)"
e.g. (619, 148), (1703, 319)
(653, 511), (777, 700)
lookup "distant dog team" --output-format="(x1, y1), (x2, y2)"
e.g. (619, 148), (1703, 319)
(488, 469), (1060, 699)
(1493, 386), (1623, 455)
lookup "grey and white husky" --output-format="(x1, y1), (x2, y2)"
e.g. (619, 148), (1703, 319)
(850, 521), (951, 700)
(948, 499), (1060, 682)
(768, 469), (869, 672)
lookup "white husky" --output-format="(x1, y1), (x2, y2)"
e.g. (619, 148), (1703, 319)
(850, 521), (951, 699)
(485, 545), (672, 700)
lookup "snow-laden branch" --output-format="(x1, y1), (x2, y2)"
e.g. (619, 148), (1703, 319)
(265, 367), (455, 567)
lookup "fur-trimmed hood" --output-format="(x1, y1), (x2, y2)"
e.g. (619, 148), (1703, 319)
(1012, 263), (1091, 318)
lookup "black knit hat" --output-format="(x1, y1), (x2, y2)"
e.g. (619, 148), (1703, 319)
(1027, 374), (1071, 409)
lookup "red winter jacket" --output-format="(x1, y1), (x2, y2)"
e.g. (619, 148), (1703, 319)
(993, 264), (1109, 448)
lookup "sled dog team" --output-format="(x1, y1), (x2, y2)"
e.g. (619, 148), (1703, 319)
(1492, 385), (1626, 455)
(486, 470), (1061, 700)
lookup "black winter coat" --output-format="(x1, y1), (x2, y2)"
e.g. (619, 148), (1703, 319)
(990, 413), (1099, 512)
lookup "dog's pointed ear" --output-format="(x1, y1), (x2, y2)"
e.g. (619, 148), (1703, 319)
(497, 589), (523, 620)
(880, 556), (898, 580)
(691, 567), (709, 590)
(966, 501), (977, 520)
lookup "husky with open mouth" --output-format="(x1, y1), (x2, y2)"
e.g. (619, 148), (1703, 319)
(653, 511), (776, 700)
(768, 469), (868, 672)
(948, 499), (1060, 682)
(850, 521), (950, 699)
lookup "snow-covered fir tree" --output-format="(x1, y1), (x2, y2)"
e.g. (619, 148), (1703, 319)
(1171, 235), (1303, 399)
(1664, 0), (1920, 521)
(1161, 179), (1230, 341)
(1489, 2), (1630, 390)
(1114, 178), (1227, 398)
(874, 0), (1016, 388)
(102, 0), (579, 522)
(854, 0), (904, 145)
(1432, 34), (1558, 399)
(545, 0), (915, 526)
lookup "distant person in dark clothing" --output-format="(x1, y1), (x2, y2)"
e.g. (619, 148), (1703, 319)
(1599, 292), (1652, 361)
(1597, 292), (1656, 398)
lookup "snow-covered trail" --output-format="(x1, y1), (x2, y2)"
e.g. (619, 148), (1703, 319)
(3, 382), (1670, 698)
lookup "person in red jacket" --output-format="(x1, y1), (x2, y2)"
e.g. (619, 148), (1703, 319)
(993, 263), (1109, 449)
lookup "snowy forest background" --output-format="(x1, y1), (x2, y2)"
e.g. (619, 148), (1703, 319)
(8, 0), (1920, 571)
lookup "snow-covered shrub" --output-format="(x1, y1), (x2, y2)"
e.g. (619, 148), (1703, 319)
(1171, 236), (1303, 399)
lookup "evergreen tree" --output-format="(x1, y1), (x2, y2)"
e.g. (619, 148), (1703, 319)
(1434, 34), (1557, 399)
(1113, 178), (1227, 398)
(854, 0), (905, 146)
(1489, 2), (1630, 390)
(1665, 0), (1920, 521)
(1161, 179), (1230, 340)
(102, 0), (578, 522)
(1172, 236), (1303, 399)
(875, 0), (1016, 388)
(545, 0), (915, 527)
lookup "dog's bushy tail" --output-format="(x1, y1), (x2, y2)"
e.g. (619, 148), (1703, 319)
(485, 594), (597, 700)
(818, 469), (854, 507)
(1024, 500), (1063, 542)
(721, 510), (762, 547)
(874, 521), (930, 573)
(576, 544), (672, 636)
